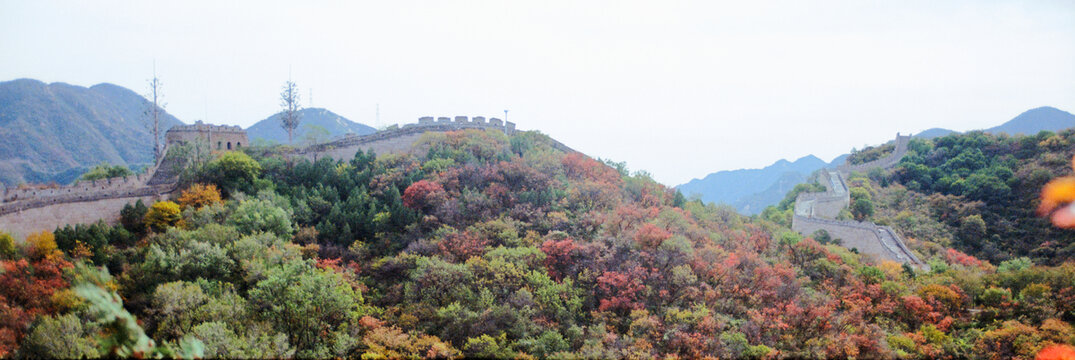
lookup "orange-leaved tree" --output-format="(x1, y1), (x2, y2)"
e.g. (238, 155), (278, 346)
(176, 183), (222, 210)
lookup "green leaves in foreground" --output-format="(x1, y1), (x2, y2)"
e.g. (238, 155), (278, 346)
(73, 264), (204, 359)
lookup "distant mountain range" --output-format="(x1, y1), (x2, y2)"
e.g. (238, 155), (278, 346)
(0, 79), (182, 186)
(678, 155), (835, 213)
(0, 79), (379, 186)
(680, 106), (1075, 214)
(914, 107), (1075, 139)
(246, 108), (376, 145)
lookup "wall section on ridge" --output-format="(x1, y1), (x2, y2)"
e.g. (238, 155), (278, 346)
(0, 194), (165, 240)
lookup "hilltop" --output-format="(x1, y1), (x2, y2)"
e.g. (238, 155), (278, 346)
(246, 108), (376, 145)
(0, 79), (182, 186)
(985, 106), (1075, 135)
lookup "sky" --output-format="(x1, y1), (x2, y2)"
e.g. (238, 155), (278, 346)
(2, 1), (1074, 186)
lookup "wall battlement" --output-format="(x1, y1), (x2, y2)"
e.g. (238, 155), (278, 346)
(1, 172), (154, 204)
(166, 120), (249, 151)
(396, 116), (516, 135)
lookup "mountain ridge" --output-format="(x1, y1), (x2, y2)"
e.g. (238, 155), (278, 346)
(245, 108), (376, 145)
(681, 106), (1075, 214)
(0, 78), (183, 186)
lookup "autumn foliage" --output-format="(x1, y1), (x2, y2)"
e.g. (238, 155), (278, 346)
(176, 183), (223, 210)
(2, 129), (1075, 357)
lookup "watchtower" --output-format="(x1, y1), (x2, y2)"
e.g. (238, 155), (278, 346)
(165, 120), (249, 151)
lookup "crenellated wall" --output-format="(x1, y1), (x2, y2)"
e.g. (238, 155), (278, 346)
(0, 116), (576, 239)
(166, 121), (249, 151)
(297, 116), (568, 162)
(792, 133), (927, 268)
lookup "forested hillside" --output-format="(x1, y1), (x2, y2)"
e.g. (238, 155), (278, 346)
(2, 129), (1075, 358)
(866, 129), (1075, 264)
(0, 79), (182, 185)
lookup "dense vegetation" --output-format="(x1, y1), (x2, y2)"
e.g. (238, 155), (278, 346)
(847, 142), (895, 166)
(872, 130), (1075, 264)
(2, 128), (1075, 358)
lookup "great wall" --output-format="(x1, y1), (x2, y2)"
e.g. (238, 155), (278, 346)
(0, 116), (929, 269)
(0, 116), (537, 239)
(791, 134), (928, 268)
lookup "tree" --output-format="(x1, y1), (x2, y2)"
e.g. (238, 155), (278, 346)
(80, 163), (133, 182)
(73, 264), (204, 358)
(248, 260), (363, 354)
(202, 151), (262, 195)
(120, 200), (149, 234)
(0, 232), (15, 260)
(177, 183), (223, 210)
(279, 80), (302, 144)
(19, 314), (99, 359)
(145, 71), (166, 161)
(25, 231), (59, 260)
(228, 198), (294, 237)
(145, 201), (182, 232)
(402, 180), (446, 212)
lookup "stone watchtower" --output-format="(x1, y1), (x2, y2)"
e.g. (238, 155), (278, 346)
(165, 120), (249, 151)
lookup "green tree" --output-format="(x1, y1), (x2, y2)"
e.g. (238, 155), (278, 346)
(0, 231), (15, 260)
(228, 198), (294, 237)
(80, 163), (133, 182)
(851, 198), (874, 221)
(958, 215), (987, 249)
(120, 200), (149, 234)
(202, 151), (262, 195)
(19, 314), (99, 359)
(73, 263), (204, 359)
(248, 260), (363, 355)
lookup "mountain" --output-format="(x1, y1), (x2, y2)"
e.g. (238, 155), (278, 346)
(985, 106), (1075, 135)
(0, 78), (183, 186)
(909, 107), (1074, 140)
(683, 106), (1075, 214)
(914, 127), (957, 139)
(678, 155), (828, 212)
(246, 108), (376, 144)
(731, 171), (810, 214)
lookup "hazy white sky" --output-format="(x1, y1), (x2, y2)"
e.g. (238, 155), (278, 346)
(2, 1), (1073, 185)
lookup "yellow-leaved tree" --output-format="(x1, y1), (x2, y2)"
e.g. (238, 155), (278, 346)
(144, 201), (181, 232)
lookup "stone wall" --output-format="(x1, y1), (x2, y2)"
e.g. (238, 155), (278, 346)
(297, 117), (575, 162)
(0, 194), (166, 239)
(792, 134), (927, 268)
(166, 121), (249, 151)
(1, 171), (155, 204)
(838, 134), (911, 174)
(792, 216), (923, 264)
(794, 170), (849, 219)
